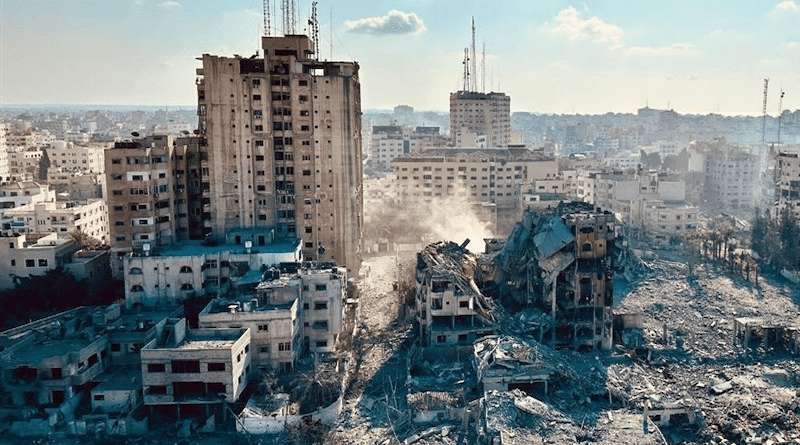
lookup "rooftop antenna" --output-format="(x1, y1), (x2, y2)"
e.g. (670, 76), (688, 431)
(481, 42), (486, 93)
(762, 78), (769, 144)
(263, 0), (271, 36)
(462, 48), (470, 91)
(282, 0), (296, 35)
(470, 17), (477, 92)
(309, 2), (319, 59)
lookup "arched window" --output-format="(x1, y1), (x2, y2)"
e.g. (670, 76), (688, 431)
(582, 243), (593, 252)
(130, 285), (144, 292)
(180, 283), (194, 291)
(179, 266), (192, 273)
(129, 267), (143, 275)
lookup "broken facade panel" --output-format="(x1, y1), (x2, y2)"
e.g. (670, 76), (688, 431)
(492, 203), (615, 351)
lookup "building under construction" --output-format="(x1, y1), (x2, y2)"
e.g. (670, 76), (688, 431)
(488, 202), (615, 351)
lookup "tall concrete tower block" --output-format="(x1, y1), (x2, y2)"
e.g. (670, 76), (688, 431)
(197, 35), (363, 274)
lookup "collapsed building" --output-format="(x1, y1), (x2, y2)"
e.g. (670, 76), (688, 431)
(414, 240), (496, 347)
(489, 203), (616, 351)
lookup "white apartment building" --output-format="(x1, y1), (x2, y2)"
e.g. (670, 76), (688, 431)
(47, 141), (107, 173)
(703, 147), (759, 209)
(0, 182), (55, 219)
(6, 148), (42, 180)
(1, 198), (108, 241)
(393, 147), (557, 233)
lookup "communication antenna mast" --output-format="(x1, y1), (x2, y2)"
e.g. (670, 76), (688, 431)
(777, 89), (785, 144)
(470, 17), (477, 92)
(309, 2), (319, 59)
(282, 0), (296, 35)
(762, 78), (769, 144)
(263, 0), (271, 36)
(462, 48), (470, 91)
(481, 42), (486, 93)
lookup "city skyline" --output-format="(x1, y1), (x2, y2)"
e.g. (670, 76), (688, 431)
(1, 1), (799, 115)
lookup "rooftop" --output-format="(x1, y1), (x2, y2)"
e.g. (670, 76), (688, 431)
(133, 238), (301, 258)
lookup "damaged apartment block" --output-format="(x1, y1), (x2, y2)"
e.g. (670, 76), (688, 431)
(415, 240), (496, 347)
(489, 203), (615, 351)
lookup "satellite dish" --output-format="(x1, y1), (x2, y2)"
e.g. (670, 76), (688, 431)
(181, 130), (190, 135)
(131, 131), (140, 137)
(193, 130), (200, 135)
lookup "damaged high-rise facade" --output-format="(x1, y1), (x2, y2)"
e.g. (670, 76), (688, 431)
(490, 202), (615, 351)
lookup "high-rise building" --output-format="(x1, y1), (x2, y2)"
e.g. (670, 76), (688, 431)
(105, 134), (203, 276)
(775, 150), (800, 219)
(197, 34), (363, 274)
(449, 91), (510, 148)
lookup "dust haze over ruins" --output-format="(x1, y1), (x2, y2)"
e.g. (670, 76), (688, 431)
(1, 2), (800, 445)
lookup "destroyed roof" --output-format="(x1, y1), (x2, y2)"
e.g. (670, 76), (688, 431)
(474, 335), (607, 394)
(418, 241), (496, 322)
(532, 215), (574, 260)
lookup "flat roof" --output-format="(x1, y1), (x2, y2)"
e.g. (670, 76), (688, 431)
(143, 238), (301, 258)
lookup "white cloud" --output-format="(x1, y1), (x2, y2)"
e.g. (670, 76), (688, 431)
(545, 6), (623, 47)
(627, 43), (699, 56)
(776, 1), (799, 11)
(344, 10), (426, 36)
(133, 0), (144, 5)
(787, 41), (800, 49)
(158, 1), (180, 11)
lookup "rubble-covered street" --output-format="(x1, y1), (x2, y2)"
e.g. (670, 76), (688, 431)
(327, 239), (800, 445)
(611, 255), (800, 445)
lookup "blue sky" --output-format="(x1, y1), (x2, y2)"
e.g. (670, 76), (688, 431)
(1, 0), (799, 115)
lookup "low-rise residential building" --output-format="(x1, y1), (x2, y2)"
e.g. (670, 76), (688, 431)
(140, 318), (250, 419)
(393, 147), (558, 234)
(6, 148), (43, 180)
(47, 141), (107, 173)
(415, 241), (495, 347)
(0, 307), (111, 408)
(0, 182), (55, 217)
(123, 237), (302, 308)
(1, 198), (108, 241)
(47, 168), (104, 201)
(370, 125), (448, 168)
(199, 263), (347, 373)
(0, 232), (81, 291)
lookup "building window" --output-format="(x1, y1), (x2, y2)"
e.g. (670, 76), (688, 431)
(180, 283), (194, 291)
(315, 284), (327, 291)
(314, 301), (328, 310)
(25, 259), (35, 268)
(207, 362), (226, 372)
(315, 340), (328, 348)
(179, 266), (192, 273)
(312, 320), (328, 330)
(436, 335), (447, 343)
(38, 259), (47, 267)
(258, 324), (269, 331)
(278, 342), (291, 351)
(148, 385), (167, 395)
(147, 363), (166, 373)
(130, 285), (144, 292)
(129, 267), (143, 275)
(171, 360), (200, 373)
(259, 345), (271, 353)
